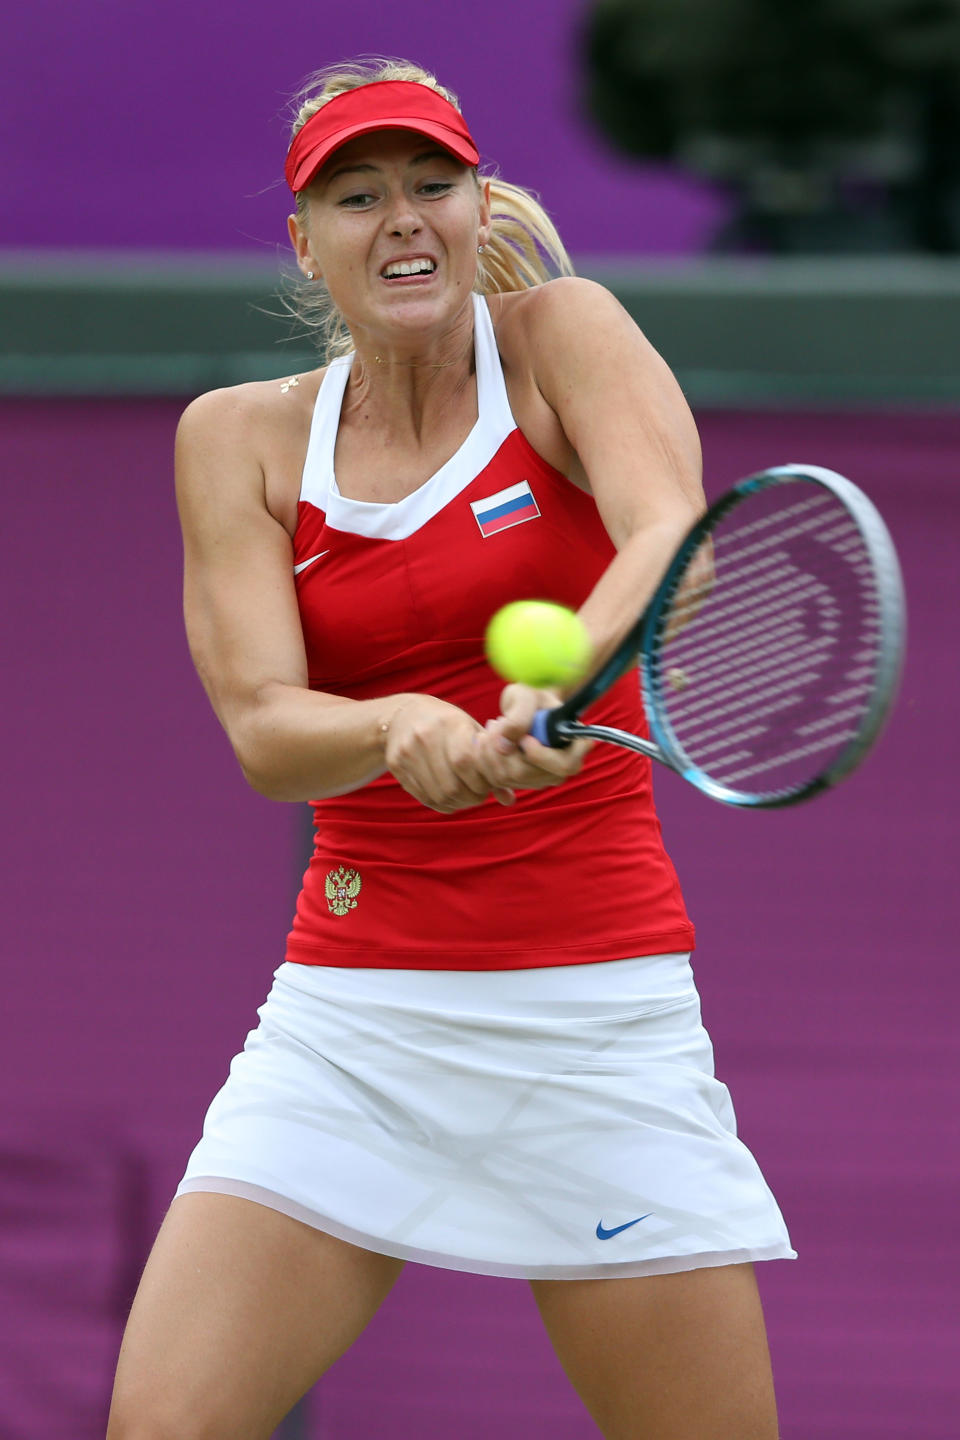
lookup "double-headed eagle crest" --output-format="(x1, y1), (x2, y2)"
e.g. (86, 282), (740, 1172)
(325, 865), (362, 917)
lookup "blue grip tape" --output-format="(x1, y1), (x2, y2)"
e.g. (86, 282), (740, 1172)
(530, 709), (553, 745)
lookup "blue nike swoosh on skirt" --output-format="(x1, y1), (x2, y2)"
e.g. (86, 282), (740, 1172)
(596, 1214), (653, 1240)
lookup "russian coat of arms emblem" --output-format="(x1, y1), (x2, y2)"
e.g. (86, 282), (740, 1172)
(325, 865), (362, 917)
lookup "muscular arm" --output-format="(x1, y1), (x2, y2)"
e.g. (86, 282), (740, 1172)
(176, 388), (404, 802)
(477, 279), (706, 776)
(529, 277), (705, 669)
(176, 387), (513, 810)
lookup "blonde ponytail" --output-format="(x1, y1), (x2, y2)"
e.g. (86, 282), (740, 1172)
(477, 178), (574, 296)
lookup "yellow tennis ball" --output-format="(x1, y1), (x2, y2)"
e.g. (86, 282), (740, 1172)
(485, 601), (592, 688)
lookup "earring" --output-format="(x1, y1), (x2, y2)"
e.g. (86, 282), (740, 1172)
(477, 245), (485, 255)
(306, 270), (315, 280)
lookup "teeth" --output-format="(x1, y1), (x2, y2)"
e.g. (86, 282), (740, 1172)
(383, 259), (435, 278)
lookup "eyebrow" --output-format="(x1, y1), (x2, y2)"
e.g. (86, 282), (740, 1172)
(323, 149), (456, 186)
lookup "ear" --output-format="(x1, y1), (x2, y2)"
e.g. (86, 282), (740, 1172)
(477, 178), (492, 251)
(287, 213), (321, 280)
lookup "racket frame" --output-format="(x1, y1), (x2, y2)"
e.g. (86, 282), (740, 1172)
(534, 464), (906, 808)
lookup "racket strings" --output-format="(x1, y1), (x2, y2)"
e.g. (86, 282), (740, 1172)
(653, 483), (885, 795)
(668, 501), (858, 630)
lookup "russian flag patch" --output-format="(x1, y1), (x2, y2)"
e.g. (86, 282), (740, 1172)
(470, 480), (541, 537)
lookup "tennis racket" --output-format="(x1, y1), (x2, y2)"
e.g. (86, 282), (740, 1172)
(530, 464), (905, 808)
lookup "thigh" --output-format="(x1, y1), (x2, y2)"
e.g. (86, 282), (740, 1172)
(529, 1263), (778, 1440)
(108, 1191), (404, 1440)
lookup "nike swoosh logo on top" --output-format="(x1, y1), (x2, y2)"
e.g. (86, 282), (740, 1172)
(293, 550), (329, 575)
(596, 1215), (652, 1240)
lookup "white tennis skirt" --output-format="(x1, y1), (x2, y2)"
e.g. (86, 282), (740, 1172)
(176, 954), (796, 1280)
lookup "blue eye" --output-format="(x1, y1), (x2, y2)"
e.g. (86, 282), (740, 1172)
(420, 182), (453, 197)
(339, 192), (376, 208)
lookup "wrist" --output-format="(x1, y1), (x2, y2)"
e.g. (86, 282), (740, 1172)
(375, 693), (420, 754)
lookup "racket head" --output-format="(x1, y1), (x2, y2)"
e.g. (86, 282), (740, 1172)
(640, 464), (905, 807)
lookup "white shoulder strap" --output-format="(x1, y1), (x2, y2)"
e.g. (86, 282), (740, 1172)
(473, 293), (517, 436)
(298, 355), (352, 508)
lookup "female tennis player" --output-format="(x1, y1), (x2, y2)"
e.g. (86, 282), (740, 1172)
(107, 58), (795, 1440)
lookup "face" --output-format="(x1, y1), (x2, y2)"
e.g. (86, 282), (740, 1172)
(288, 129), (491, 348)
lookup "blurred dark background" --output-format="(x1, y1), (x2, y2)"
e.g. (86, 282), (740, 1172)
(584, 0), (960, 254)
(1, 2), (957, 1437)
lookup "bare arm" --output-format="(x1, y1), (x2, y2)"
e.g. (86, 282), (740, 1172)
(176, 387), (511, 810)
(531, 277), (704, 667)
(477, 278), (705, 774)
(176, 387), (395, 800)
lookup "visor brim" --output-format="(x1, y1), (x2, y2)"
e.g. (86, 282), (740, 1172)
(289, 119), (480, 193)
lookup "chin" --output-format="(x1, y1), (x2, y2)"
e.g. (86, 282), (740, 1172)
(376, 289), (469, 330)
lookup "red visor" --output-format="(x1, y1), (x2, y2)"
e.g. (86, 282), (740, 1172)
(285, 80), (480, 194)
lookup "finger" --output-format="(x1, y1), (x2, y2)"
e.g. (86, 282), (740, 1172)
(429, 755), (492, 812)
(512, 733), (593, 780)
(475, 735), (592, 793)
(469, 734), (517, 799)
(391, 746), (484, 813)
(450, 742), (516, 808)
(384, 706), (488, 811)
(493, 684), (561, 748)
(387, 705), (515, 810)
(492, 685), (567, 754)
(520, 733), (592, 763)
(429, 728), (518, 812)
(470, 731), (519, 800)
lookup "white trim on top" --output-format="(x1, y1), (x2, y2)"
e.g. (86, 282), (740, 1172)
(297, 295), (517, 540)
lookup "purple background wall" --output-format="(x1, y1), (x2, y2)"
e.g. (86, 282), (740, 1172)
(2, 0), (721, 257)
(3, 398), (957, 1437)
(3, 2), (958, 1434)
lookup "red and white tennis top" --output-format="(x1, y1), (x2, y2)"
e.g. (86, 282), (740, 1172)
(285, 294), (694, 970)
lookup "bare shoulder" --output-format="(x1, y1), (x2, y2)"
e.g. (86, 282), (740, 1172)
(491, 277), (638, 361)
(175, 370), (325, 523)
(490, 280), (702, 529)
(490, 278), (679, 426)
(177, 371), (325, 454)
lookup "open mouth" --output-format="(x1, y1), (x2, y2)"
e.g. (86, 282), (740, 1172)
(380, 258), (437, 280)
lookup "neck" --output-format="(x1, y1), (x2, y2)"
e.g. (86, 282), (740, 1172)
(344, 299), (477, 429)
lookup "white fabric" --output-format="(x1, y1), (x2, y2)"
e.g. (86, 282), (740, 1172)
(297, 293), (516, 539)
(177, 955), (796, 1279)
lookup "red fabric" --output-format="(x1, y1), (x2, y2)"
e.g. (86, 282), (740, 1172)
(285, 428), (694, 970)
(285, 81), (479, 193)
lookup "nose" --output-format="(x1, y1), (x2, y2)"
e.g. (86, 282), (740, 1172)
(384, 190), (422, 238)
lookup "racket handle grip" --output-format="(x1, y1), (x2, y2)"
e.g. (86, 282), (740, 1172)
(531, 707), (572, 748)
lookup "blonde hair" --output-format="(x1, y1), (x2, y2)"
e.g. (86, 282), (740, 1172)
(284, 57), (575, 358)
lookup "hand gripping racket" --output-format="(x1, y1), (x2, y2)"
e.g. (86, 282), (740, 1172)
(530, 464), (905, 808)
